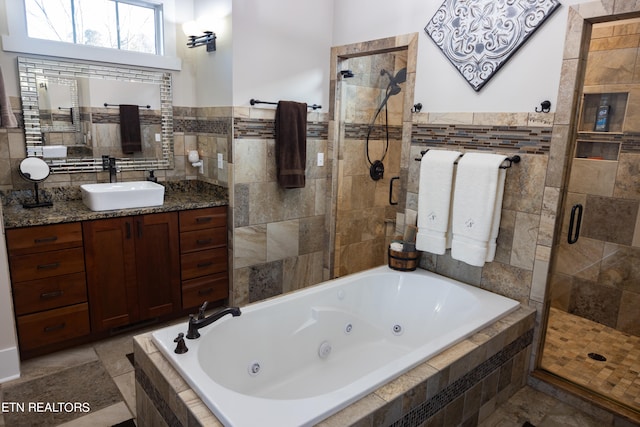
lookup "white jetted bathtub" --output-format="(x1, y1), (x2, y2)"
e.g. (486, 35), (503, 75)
(152, 265), (520, 426)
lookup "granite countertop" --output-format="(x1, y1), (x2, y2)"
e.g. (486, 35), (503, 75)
(1, 180), (229, 229)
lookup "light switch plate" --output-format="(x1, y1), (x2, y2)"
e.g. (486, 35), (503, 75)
(317, 152), (324, 166)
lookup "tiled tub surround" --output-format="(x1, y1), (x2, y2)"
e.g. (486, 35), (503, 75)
(134, 304), (535, 426)
(404, 112), (554, 312)
(231, 108), (329, 305)
(150, 267), (519, 426)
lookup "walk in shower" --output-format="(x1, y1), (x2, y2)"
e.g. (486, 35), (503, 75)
(333, 51), (406, 277)
(328, 35), (417, 279)
(538, 14), (640, 420)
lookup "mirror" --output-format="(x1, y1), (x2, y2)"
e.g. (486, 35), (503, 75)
(18, 157), (52, 208)
(37, 76), (81, 135)
(18, 56), (174, 174)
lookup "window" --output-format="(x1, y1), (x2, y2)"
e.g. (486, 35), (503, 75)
(24, 0), (163, 55)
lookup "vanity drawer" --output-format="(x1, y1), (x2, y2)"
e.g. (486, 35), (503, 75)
(182, 273), (229, 309)
(180, 227), (226, 253)
(9, 247), (85, 283)
(181, 247), (227, 280)
(17, 303), (90, 352)
(12, 272), (87, 316)
(6, 223), (83, 256)
(179, 207), (227, 232)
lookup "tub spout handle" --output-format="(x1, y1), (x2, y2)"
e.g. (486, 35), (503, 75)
(197, 301), (209, 320)
(174, 333), (189, 354)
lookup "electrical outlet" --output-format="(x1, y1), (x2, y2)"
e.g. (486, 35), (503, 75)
(155, 133), (161, 142)
(317, 152), (324, 166)
(217, 153), (224, 169)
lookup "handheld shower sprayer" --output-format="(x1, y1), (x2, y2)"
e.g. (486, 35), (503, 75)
(365, 67), (408, 181)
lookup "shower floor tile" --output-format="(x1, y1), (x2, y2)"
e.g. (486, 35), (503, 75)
(541, 307), (640, 410)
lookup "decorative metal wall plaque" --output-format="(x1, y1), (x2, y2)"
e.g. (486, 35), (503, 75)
(425, 0), (561, 91)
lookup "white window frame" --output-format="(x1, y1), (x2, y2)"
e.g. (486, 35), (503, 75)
(2, 0), (181, 70)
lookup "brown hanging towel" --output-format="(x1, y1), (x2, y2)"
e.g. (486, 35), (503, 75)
(119, 104), (142, 154)
(275, 101), (307, 188)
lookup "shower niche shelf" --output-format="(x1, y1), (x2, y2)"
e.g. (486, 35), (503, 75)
(575, 139), (620, 161)
(578, 92), (628, 133)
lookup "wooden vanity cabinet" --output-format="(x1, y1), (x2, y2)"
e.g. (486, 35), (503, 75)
(6, 223), (90, 355)
(179, 207), (229, 309)
(6, 206), (228, 358)
(83, 212), (181, 332)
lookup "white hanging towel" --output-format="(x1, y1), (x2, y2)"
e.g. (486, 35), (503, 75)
(451, 152), (508, 267)
(415, 149), (462, 254)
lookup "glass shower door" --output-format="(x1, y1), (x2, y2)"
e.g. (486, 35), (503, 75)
(540, 19), (640, 414)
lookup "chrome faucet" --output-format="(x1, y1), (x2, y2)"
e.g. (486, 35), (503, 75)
(186, 302), (241, 339)
(108, 157), (119, 183)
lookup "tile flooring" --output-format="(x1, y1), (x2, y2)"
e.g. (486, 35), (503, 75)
(0, 319), (631, 427)
(479, 385), (606, 427)
(0, 330), (141, 427)
(540, 307), (640, 411)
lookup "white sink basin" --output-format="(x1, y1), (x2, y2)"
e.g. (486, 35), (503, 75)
(42, 145), (68, 158)
(81, 181), (165, 211)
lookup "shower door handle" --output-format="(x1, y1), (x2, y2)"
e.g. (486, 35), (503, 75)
(389, 176), (400, 205)
(567, 204), (583, 244)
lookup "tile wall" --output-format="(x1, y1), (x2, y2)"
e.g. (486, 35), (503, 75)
(230, 107), (329, 304)
(335, 51), (406, 277)
(548, 18), (640, 338)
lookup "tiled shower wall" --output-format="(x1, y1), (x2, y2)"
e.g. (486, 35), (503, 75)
(335, 51), (406, 277)
(548, 19), (640, 338)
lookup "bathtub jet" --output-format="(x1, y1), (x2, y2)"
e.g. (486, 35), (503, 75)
(186, 303), (241, 339)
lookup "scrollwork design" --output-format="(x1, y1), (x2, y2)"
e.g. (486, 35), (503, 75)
(425, 0), (560, 91)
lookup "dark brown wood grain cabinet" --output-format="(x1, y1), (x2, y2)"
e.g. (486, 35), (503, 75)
(6, 223), (90, 355)
(179, 207), (229, 309)
(6, 206), (228, 359)
(83, 212), (181, 332)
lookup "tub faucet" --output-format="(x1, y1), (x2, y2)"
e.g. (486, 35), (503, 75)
(186, 303), (241, 339)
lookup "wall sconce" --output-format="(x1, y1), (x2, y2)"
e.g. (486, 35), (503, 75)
(183, 21), (216, 52)
(187, 31), (216, 52)
(188, 150), (204, 173)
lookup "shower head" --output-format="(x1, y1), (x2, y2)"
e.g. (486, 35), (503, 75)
(388, 85), (401, 96)
(380, 67), (407, 86)
(340, 70), (354, 78)
(394, 68), (407, 84)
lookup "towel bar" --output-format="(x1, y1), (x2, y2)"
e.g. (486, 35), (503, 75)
(414, 150), (521, 169)
(104, 103), (151, 108)
(250, 99), (322, 110)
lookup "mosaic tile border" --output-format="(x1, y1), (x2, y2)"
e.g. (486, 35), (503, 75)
(135, 367), (184, 427)
(577, 131), (640, 154)
(173, 117), (232, 134)
(411, 124), (551, 154)
(233, 117), (329, 139)
(345, 123), (403, 140)
(89, 111), (162, 126)
(391, 328), (534, 426)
